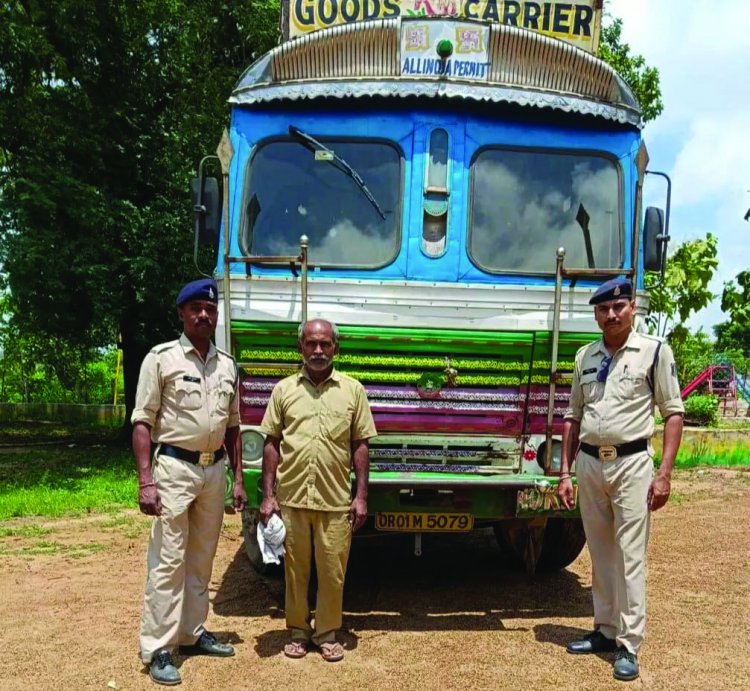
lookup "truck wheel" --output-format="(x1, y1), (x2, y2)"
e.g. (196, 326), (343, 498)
(535, 517), (587, 572)
(241, 508), (283, 577)
(494, 517), (586, 573)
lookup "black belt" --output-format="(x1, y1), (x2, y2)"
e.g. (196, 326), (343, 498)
(579, 439), (648, 460)
(159, 444), (224, 466)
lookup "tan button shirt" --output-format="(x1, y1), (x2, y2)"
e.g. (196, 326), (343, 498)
(131, 333), (240, 452)
(260, 368), (377, 512)
(564, 330), (684, 445)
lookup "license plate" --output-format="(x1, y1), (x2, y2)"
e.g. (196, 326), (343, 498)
(375, 512), (474, 532)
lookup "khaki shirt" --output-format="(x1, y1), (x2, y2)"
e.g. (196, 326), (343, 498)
(260, 368), (377, 511)
(564, 330), (684, 445)
(131, 333), (240, 452)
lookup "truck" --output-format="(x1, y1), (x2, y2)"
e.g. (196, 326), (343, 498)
(192, 2), (670, 574)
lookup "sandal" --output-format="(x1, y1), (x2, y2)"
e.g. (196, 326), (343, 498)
(319, 641), (345, 662)
(283, 641), (308, 659)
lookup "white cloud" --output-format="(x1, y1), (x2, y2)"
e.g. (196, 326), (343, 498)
(607, 0), (750, 332)
(671, 115), (750, 210)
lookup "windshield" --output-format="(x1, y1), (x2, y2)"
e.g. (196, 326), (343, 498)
(244, 138), (402, 267)
(469, 148), (622, 274)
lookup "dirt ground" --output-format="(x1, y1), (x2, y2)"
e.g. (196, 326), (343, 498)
(0, 468), (748, 691)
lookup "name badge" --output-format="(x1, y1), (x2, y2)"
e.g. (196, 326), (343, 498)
(183, 375), (201, 383)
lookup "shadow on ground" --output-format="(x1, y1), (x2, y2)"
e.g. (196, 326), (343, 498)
(214, 527), (592, 636)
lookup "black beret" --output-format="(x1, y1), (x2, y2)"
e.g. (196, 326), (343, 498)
(176, 278), (219, 306)
(589, 278), (633, 305)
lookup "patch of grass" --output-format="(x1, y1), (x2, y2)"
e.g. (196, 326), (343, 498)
(655, 436), (750, 470)
(0, 443), (137, 520)
(674, 446), (750, 470)
(97, 514), (149, 539)
(668, 491), (685, 506)
(0, 523), (51, 538)
(0, 540), (106, 558)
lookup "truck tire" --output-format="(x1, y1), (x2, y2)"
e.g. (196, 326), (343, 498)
(241, 508), (283, 577)
(494, 517), (586, 573)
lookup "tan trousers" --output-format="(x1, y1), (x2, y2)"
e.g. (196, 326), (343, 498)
(577, 449), (653, 654)
(139, 454), (226, 663)
(281, 506), (352, 645)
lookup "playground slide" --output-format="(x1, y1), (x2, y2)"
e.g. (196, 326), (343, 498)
(680, 366), (715, 399)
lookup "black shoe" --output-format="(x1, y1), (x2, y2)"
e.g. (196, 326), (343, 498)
(566, 630), (619, 654)
(613, 648), (639, 681)
(179, 631), (235, 657)
(149, 650), (181, 686)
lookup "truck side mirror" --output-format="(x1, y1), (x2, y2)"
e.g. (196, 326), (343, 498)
(190, 176), (221, 246)
(643, 206), (667, 272)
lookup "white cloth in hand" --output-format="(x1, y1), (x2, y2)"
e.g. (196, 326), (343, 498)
(257, 513), (286, 565)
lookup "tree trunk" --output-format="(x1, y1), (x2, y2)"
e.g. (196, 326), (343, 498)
(119, 299), (179, 444)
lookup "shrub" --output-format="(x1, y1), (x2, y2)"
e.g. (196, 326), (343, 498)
(683, 394), (719, 427)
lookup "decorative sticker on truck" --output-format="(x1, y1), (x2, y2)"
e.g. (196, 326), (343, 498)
(287, 0), (603, 53)
(400, 22), (491, 78)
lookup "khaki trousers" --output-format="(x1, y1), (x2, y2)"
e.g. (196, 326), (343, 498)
(139, 454), (226, 663)
(577, 449), (653, 654)
(281, 506), (352, 645)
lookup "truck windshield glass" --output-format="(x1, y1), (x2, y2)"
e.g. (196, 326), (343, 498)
(244, 137), (401, 267)
(469, 149), (621, 274)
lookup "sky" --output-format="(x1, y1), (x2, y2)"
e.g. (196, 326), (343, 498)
(606, 0), (750, 334)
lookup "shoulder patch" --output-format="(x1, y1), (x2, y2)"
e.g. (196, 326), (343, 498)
(215, 345), (235, 360)
(637, 332), (665, 345)
(152, 340), (179, 354)
(577, 341), (601, 359)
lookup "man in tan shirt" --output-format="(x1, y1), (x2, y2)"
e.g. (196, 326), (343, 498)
(259, 318), (377, 662)
(557, 277), (684, 682)
(132, 278), (246, 686)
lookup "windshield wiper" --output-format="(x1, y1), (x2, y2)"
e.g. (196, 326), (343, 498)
(288, 125), (386, 220)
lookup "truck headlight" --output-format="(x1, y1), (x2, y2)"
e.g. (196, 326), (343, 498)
(537, 440), (562, 472)
(242, 430), (265, 464)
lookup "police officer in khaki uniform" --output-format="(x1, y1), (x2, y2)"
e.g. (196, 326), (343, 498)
(557, 277), (684, 682)
(132, 278), (247, 686)
(259, 318), (377, 662)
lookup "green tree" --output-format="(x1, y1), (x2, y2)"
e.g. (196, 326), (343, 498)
(0, 1), (279, 424)
(714, 320), (750, 368)
(598, 17), (663, 122)
(667, 325), (714, 390)
(717, 272), (750, 378)
(720, 270), (750, 331)
(1, 289), (125, 404)
(645, 233), (718, 338)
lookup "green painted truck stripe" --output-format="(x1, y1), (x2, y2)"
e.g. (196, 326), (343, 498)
(232, 321), (593, 387)
(239, 348), (575, 372)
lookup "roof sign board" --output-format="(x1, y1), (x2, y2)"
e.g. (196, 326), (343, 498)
(284, 0), (603, 53)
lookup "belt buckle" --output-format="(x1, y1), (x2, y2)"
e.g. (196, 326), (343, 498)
(198, 451), (214, 467)
(598, 445), (617, 461)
